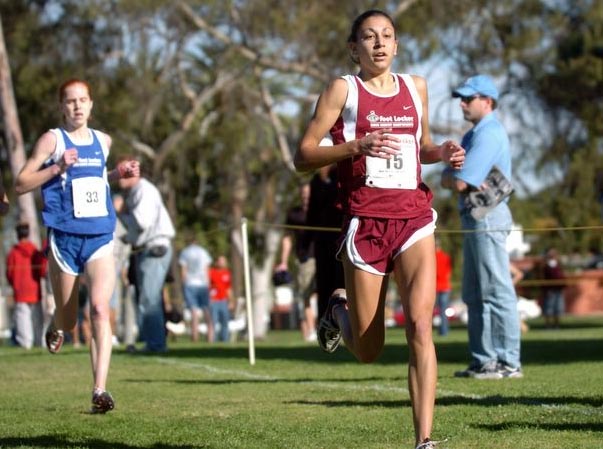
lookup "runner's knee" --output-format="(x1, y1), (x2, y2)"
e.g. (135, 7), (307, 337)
(405, 316), (433, 347)
(89, 301), (111, 321)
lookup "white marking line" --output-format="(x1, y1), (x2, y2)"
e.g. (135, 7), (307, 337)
(155, 358), (602, 415)
(157, 358), (278, 381)
(157, 357), (407, 392)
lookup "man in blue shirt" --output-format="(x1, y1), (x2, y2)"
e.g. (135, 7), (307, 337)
(441, 74), (522, 379)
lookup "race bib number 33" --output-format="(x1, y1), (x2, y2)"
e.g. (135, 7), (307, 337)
(72, 177), (108, 218)
(365, 133), (417, 189)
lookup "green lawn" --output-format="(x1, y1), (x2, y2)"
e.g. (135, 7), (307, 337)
(1, 317), (602, 449)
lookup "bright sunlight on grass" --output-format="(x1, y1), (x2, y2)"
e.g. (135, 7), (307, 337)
(1, 316), (602, 449)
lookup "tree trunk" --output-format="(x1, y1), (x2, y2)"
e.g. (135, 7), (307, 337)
(0, 16), (40, 246)
(250, 227), (281, 339)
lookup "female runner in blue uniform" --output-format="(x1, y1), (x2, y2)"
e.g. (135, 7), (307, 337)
(16, 79), (139, 414)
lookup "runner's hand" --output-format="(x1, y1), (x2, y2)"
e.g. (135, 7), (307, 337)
(440, 140), (465, 169)
(358, 129), (400, 159)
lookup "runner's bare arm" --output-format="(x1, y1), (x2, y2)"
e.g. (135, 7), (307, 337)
(15, 131), (64, 194)
(413, 75), (464, 168)
(295, 78), (352, 171)
(296, 78), (401, 171)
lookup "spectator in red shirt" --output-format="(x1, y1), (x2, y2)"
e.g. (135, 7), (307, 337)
(6, 223), (47, 348)
(435, 238), (452, 336)
(209, 255), (233, 342)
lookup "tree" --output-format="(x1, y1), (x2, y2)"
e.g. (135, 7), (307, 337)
(406, 0), (603, 254)
(2, 0), (602, 335)
(0, 14), (39, 244)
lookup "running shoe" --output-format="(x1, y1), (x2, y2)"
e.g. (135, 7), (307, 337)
(455, 362), (502, 379)
(472, 363), (504, 380)
(317, 294), (347, 353)
(497, 363), (524, 379)
(90, 390), (115, 414)
(45, 329), (64, 354)
(453, 365), (478, 378)
(415, 438), (448, 449)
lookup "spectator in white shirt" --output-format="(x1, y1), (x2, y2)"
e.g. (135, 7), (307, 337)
(117, 162), (175, 353)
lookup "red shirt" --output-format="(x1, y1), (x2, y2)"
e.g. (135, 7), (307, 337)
(209, 267), (231, 301)
(6, 240), (47, 303)
(435, 248), (452, 293)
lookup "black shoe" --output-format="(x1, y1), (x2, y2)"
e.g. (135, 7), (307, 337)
(317, 294), (347, 353)
(90, 390), (115, 414)
(453, 365), (478, 378)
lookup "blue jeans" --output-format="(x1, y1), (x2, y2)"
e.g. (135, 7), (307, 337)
(461, 202), (521, 369)
(136, 245), (173, 352)
(210, 300), (230, 342)
(543, 290), (564, 317)
(436, 290), (450, 336)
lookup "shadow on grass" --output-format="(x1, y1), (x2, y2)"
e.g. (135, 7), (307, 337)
(436, 394), (603, 408)
(290, 394), (603, 409)
(435, 337), (603, 365)
(123, 375), (402, 386)
(116, 345), (356, 364)
(0, 348), (89, 358)
(116, 336), (603, 366)
(476, 421), (603, 432)
(0, 435), (206, 449)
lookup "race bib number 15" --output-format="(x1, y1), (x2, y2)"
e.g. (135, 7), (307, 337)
(72, 177), (108, 218)
(365, 133), (417, 189)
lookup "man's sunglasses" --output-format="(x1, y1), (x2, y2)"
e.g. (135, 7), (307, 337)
(459, 95), (484, 104)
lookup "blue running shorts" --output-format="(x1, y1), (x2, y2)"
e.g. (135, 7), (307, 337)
(49, 229), (114, 275)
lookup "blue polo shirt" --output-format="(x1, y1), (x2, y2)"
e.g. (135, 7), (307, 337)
(448, 112), (511, 211)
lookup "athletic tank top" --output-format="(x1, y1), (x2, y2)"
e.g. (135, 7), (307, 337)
(41, 128), (116, 234)
(330, 74), (433, 219)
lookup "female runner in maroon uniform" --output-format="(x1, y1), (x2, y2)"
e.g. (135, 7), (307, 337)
(295, 9), (464, 449)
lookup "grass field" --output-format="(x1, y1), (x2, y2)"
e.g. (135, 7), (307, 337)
(1, 316), (602, 449)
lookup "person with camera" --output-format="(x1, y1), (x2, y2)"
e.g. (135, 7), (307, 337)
(275, 182), (317, 342)
(116, 158), (175, 353)
(441, 74), (522, 380)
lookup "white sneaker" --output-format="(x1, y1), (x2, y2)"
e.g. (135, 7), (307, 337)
(472, 362), (503, 380)
(415, 438), (448, 449)
(497, 363), (524, 378)
(305, 331), (317, 342)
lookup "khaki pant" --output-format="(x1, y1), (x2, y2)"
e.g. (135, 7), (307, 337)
(295, 258), (316, 306)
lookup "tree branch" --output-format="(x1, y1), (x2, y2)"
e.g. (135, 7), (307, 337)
(392, 0), (421, 19)
(152, 70), (236, 174)
(177, 1), (328, 82)
(256, 68), (296, 173)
